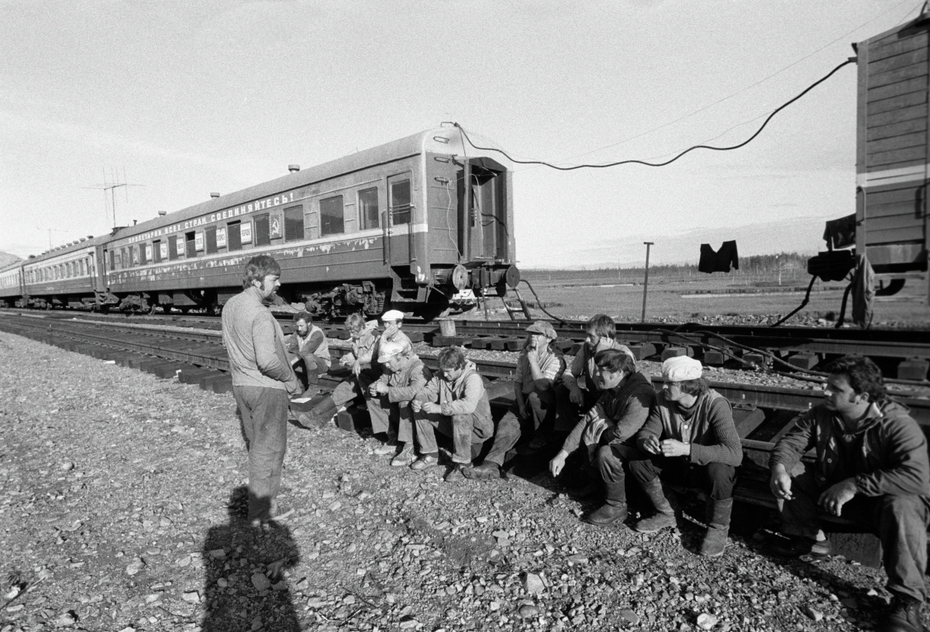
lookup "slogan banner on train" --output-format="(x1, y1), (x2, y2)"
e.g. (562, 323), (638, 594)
(125, 191), (296, 245)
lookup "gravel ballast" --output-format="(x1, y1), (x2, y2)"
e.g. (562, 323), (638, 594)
(0, 332), (925, 631)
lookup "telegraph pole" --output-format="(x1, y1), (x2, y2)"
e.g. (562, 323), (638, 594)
(641, 242), (654, 323)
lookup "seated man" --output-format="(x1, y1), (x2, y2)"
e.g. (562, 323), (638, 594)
(557, 314), (635, 432)
(284, 311), (331, 396)
(628, 356), (742, 557)
(367, 341), (432, 466)
(464, 321), (564, 479)
(411, 346), (494, 482)
(546, 350), (653, 522)
(769, 356), (930, 632)
(376, 309), (413, 356)
(298, 313), (378, 427)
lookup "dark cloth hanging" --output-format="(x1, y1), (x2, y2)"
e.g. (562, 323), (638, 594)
(822, 213), (856, 250)
(850, 254), (875, 328)
(698, 240), (739, 273)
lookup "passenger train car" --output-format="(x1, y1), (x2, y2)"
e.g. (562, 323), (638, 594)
(0, 126), (519, 318)
(856, 16), (930, 300)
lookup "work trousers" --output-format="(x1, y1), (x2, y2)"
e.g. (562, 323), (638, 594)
(554, 383), (600, 432)
(233, 385), (289, 523)
(596, 444), (640, 506)
(781, 470), (930, 602)
(368, 397), (415, 445)
(415, 412), (493, 464)
(628, 453), (736, 502)
(331, 367), (381, 408)
(295, 355), (328, 389)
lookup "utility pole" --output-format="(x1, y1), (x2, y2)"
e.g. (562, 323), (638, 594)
(641, 242), (654, 323)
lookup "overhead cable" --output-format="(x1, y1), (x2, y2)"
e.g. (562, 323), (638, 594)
(454, 58), (856, 171)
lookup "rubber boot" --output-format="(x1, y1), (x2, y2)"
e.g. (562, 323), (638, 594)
(699, 498), (733, 557)
(298, 395), (337, 428)
(634, 477), (676, 533)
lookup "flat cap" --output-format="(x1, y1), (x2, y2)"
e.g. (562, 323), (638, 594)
(662, 356), (703, 381)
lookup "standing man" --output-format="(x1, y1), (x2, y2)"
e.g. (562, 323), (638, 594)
(285, 310), (331, 397)
(629, 356), (742, 557)
(770, 356), (930, 632)
(222, 255), (302, 525)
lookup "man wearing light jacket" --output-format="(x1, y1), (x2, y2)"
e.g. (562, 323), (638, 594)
(222, 255), (302, 525)
(412, 346), (493, 482)
(770, 356), (930, 632)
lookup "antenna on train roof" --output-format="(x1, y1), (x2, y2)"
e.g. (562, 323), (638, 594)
(83, 167), (144, 230)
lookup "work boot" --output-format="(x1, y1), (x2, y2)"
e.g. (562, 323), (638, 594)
(584, 503), (628, 526)
(463, 462), (502, 480)
(884, 595), (925, 632)
(634, 477), (676, 533)
(699, 498), (733, 557)
(298, 395), (337, 428)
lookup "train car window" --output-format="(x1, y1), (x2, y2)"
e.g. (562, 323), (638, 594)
(185, 232), (197, 258)
(114, 250), (121, 270)
(168, 236), (178, 260)
(217, 226), (227, 250)
(205, 226), (218, 254)
(359, 187), (379, 230)
(228, 222), (242, 251)
(254, 214), (271, 246)
(284, 205), (303, 241)
(320, 195), (344, 236)
(140, 243), (149, 266)
(390, 179), (411, 225)
(123, 247), (130, 268)
(153, 240), (162, 263)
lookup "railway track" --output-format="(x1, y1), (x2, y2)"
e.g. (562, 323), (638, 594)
(7, 309), (929, 382)
(3, 309), (929, 535)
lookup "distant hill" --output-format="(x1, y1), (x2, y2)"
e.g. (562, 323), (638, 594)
(0, 251), (21, 268)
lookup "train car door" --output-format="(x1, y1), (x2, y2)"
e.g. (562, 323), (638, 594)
(93, 246), (107, 293)
(386, 173), (412, 267)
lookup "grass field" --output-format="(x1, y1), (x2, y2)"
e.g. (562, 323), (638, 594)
(511, 269), (930, 329)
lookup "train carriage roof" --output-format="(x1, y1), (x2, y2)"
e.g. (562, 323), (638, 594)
(110, 125), (506, 242)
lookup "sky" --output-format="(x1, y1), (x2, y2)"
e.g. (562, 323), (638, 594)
(0, 0), (922, 268)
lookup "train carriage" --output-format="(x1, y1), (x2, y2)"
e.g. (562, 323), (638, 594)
(101, 126), (518, 317)
(856, 18), (930, 300)
(0, 261), (25, 307)
(3, 126), (518, 317)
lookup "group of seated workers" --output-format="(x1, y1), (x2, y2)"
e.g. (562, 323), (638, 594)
(289, 310), (929, 632)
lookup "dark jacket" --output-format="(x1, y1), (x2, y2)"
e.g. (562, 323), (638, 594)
(771, 399), (930, 498)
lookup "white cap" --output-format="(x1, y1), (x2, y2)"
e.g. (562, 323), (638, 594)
(662, 356), (702, 381)
(378, 341), (406, 363)
(382, 309), (405, 322)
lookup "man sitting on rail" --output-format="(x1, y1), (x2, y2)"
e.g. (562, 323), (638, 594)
(626, 356), (742, 557)
(769, 355), (930, 632)
(285, 311), (331, 397)
(462, 321), (564, 480)
(411, 346), (494, 482)
(298, 312), (378, 427)
(367, 341), (432, 466)
(556, 314), (635, 438)
(547, 349), (654, 519)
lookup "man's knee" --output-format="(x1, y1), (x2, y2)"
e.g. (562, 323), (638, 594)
(880, 494), (930, 526)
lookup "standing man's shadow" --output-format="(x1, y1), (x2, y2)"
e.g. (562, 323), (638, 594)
(201, 486), (301, 632)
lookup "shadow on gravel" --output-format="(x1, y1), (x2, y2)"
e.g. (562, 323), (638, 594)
(201, 486), (301, 632)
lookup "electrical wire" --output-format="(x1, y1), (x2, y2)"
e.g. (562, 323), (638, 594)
(453, 57), (856, 171)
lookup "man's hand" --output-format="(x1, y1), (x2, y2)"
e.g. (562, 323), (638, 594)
(352, 360), (363, 376)
(659, 439), (690, 458)
(569, 385), (584, 406)
(371, 382), (389, 396)
(384, 323), (399, 339)
(641, 436), (661, 455)
(420, 402), (441, 415)
(549, 450), (569, 477)
(818, 478), (857, 517)
(285, 375), (303, 397)
(769, 464), (793, 500)
(526, 347), (539, 366)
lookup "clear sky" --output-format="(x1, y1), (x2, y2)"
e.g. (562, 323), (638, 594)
(0, 0), (922, 268)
